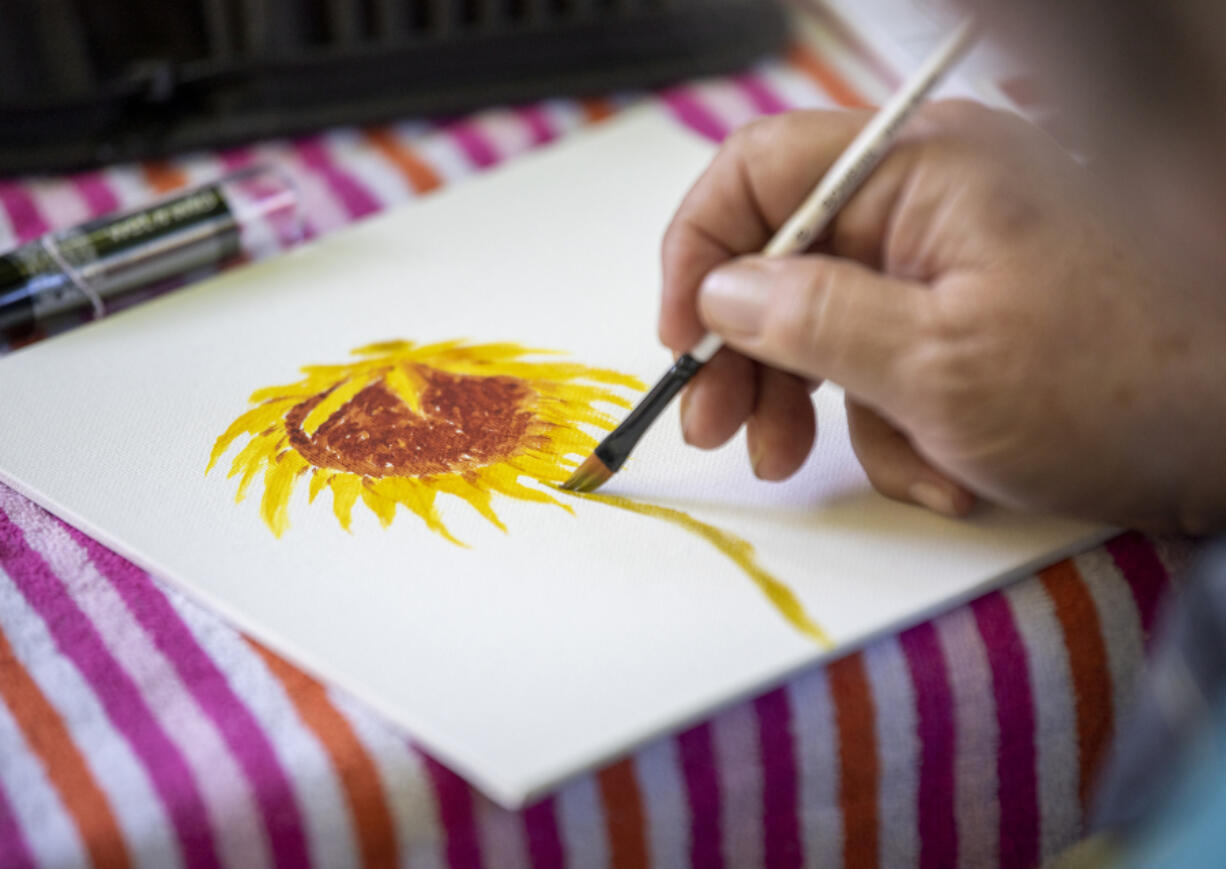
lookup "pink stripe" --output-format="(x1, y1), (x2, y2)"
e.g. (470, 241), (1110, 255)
(753, 688), (802, 869)
(677, 722), (723, 868)
(0, 183), (50, 243)
(734, 73), (792, 116)
(68, 527), (310, 868)
(971, 592), (1038, 869)
(443, 121), (500, 169)
(516, 105), (557, 147)
(294, 138), (381, 220)
(899, 622), (958, 869)
(0, 779), (36, 869)
(0, 507), (220, 869)
(521, 796), (564, 868)
(661, 88), (730, 143)
(1106, 532), (1170, 641)
(71, 171), (121, 217)
(418, 749), (483, 869)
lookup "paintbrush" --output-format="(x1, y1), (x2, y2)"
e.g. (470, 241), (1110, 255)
(561, 21), (977, 494)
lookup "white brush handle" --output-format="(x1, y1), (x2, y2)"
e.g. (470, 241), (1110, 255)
(687, 20), (977, 364)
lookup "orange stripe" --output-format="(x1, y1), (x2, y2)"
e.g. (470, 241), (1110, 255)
(141, 161), (189, 195)
(596, 757), (648, 869)
(579, 97), (617, 124)
(787, 43), (872, 109)
(365, 129), (443, 195)
(248, 640), (398, 869)
(1039, 560), (1113, 809)
(0, 626), (130, 869)
(830, 651), (878, 869)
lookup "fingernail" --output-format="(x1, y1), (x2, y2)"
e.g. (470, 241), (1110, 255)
(679, 388), (695, 444)
(749, 437), (767, 478)
(699, 260), (771, 337)
(909, 481), (958, 516)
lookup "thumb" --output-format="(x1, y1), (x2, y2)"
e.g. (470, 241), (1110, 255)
(697, 254), (928, 409)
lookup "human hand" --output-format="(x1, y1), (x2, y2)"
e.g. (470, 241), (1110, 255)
(659, 102), (1226, 532)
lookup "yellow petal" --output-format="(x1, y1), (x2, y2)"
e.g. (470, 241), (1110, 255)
(383, 363), (426, 416)
(403, 338), (468, 360)
(486, 468), (572, 513)
(431, 474), (507, 533)
(372, 478), (465, 546)
(351, 339), (415, 356)
(329, 474), (362, 531)
(308, 469), (333, 503)
(229, 434), (283, 502)
(260, 451), (309, 537)
(504, 455), (570, 484)
(207, 399), (294, 472)
(438, 342), (559, 363)
(301, 375), (377, 436)
(545, 384), (635, 410)
(359, 482), (398, 527)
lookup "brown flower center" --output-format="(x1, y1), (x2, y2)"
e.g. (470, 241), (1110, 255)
(286, 367), (537, 478)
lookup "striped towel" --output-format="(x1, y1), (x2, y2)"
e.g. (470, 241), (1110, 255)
(0, 14), (1196, 869)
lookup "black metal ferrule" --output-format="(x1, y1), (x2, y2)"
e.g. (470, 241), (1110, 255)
(594, 353), (705, 472)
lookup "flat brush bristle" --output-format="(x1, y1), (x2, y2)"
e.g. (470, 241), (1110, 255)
(559, 454), (613, 493)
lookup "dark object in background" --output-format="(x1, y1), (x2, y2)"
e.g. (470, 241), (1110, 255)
(0, 0), (787, 175)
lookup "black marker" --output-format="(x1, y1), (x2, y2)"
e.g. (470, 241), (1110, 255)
(0, 165), (300, 342)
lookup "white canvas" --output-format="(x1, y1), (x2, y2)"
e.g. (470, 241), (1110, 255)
(0, 108), (1109, 806)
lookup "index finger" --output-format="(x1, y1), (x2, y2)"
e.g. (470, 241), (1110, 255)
(658, 109), (873, 353)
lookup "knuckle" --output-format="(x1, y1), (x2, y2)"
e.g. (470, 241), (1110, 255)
(725, 116), (774, 159)
(907, 306), (1022, 439)
(978, 181), (1042, 239)
(730, 110), (826, 160)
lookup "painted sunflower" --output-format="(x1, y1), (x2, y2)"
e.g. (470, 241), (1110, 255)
(207, 339), (644, 541)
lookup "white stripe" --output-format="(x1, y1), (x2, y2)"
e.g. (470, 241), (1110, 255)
(102, 164), (155, 210)
(328, 691), (447, 869)
(1005, 580), (1080, 857)
(404, 127), (477, 185)
(555, 773), (610, 867)
(277, 146), (354, 236)
(755, 62), (836, 112)
(689, 79), (763, 133)
(865, 637), (919, 868)
(473, 789), (529, 869)
(171, 154), (230, 188)
(787, 667), (842, 869)
(796, 15), (893, 105)
(4, 497), (273, 869)
(935, 606), (999, 869)
(164, 586), (360, 869)
(712, 700), (764, 868)
(0, 196), (16, 250)
(539, 100), (587, 136)
(0, 691), (88, 868)
(27, 179), (91, 230)
(632, 735), (689, 868)
(325, 129), (414, 207)
(1148, 536), (1194, 587)
(472, 108), (538, 161)
(0, 563), (183, 869)
(1074, 549), (1145, 734)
